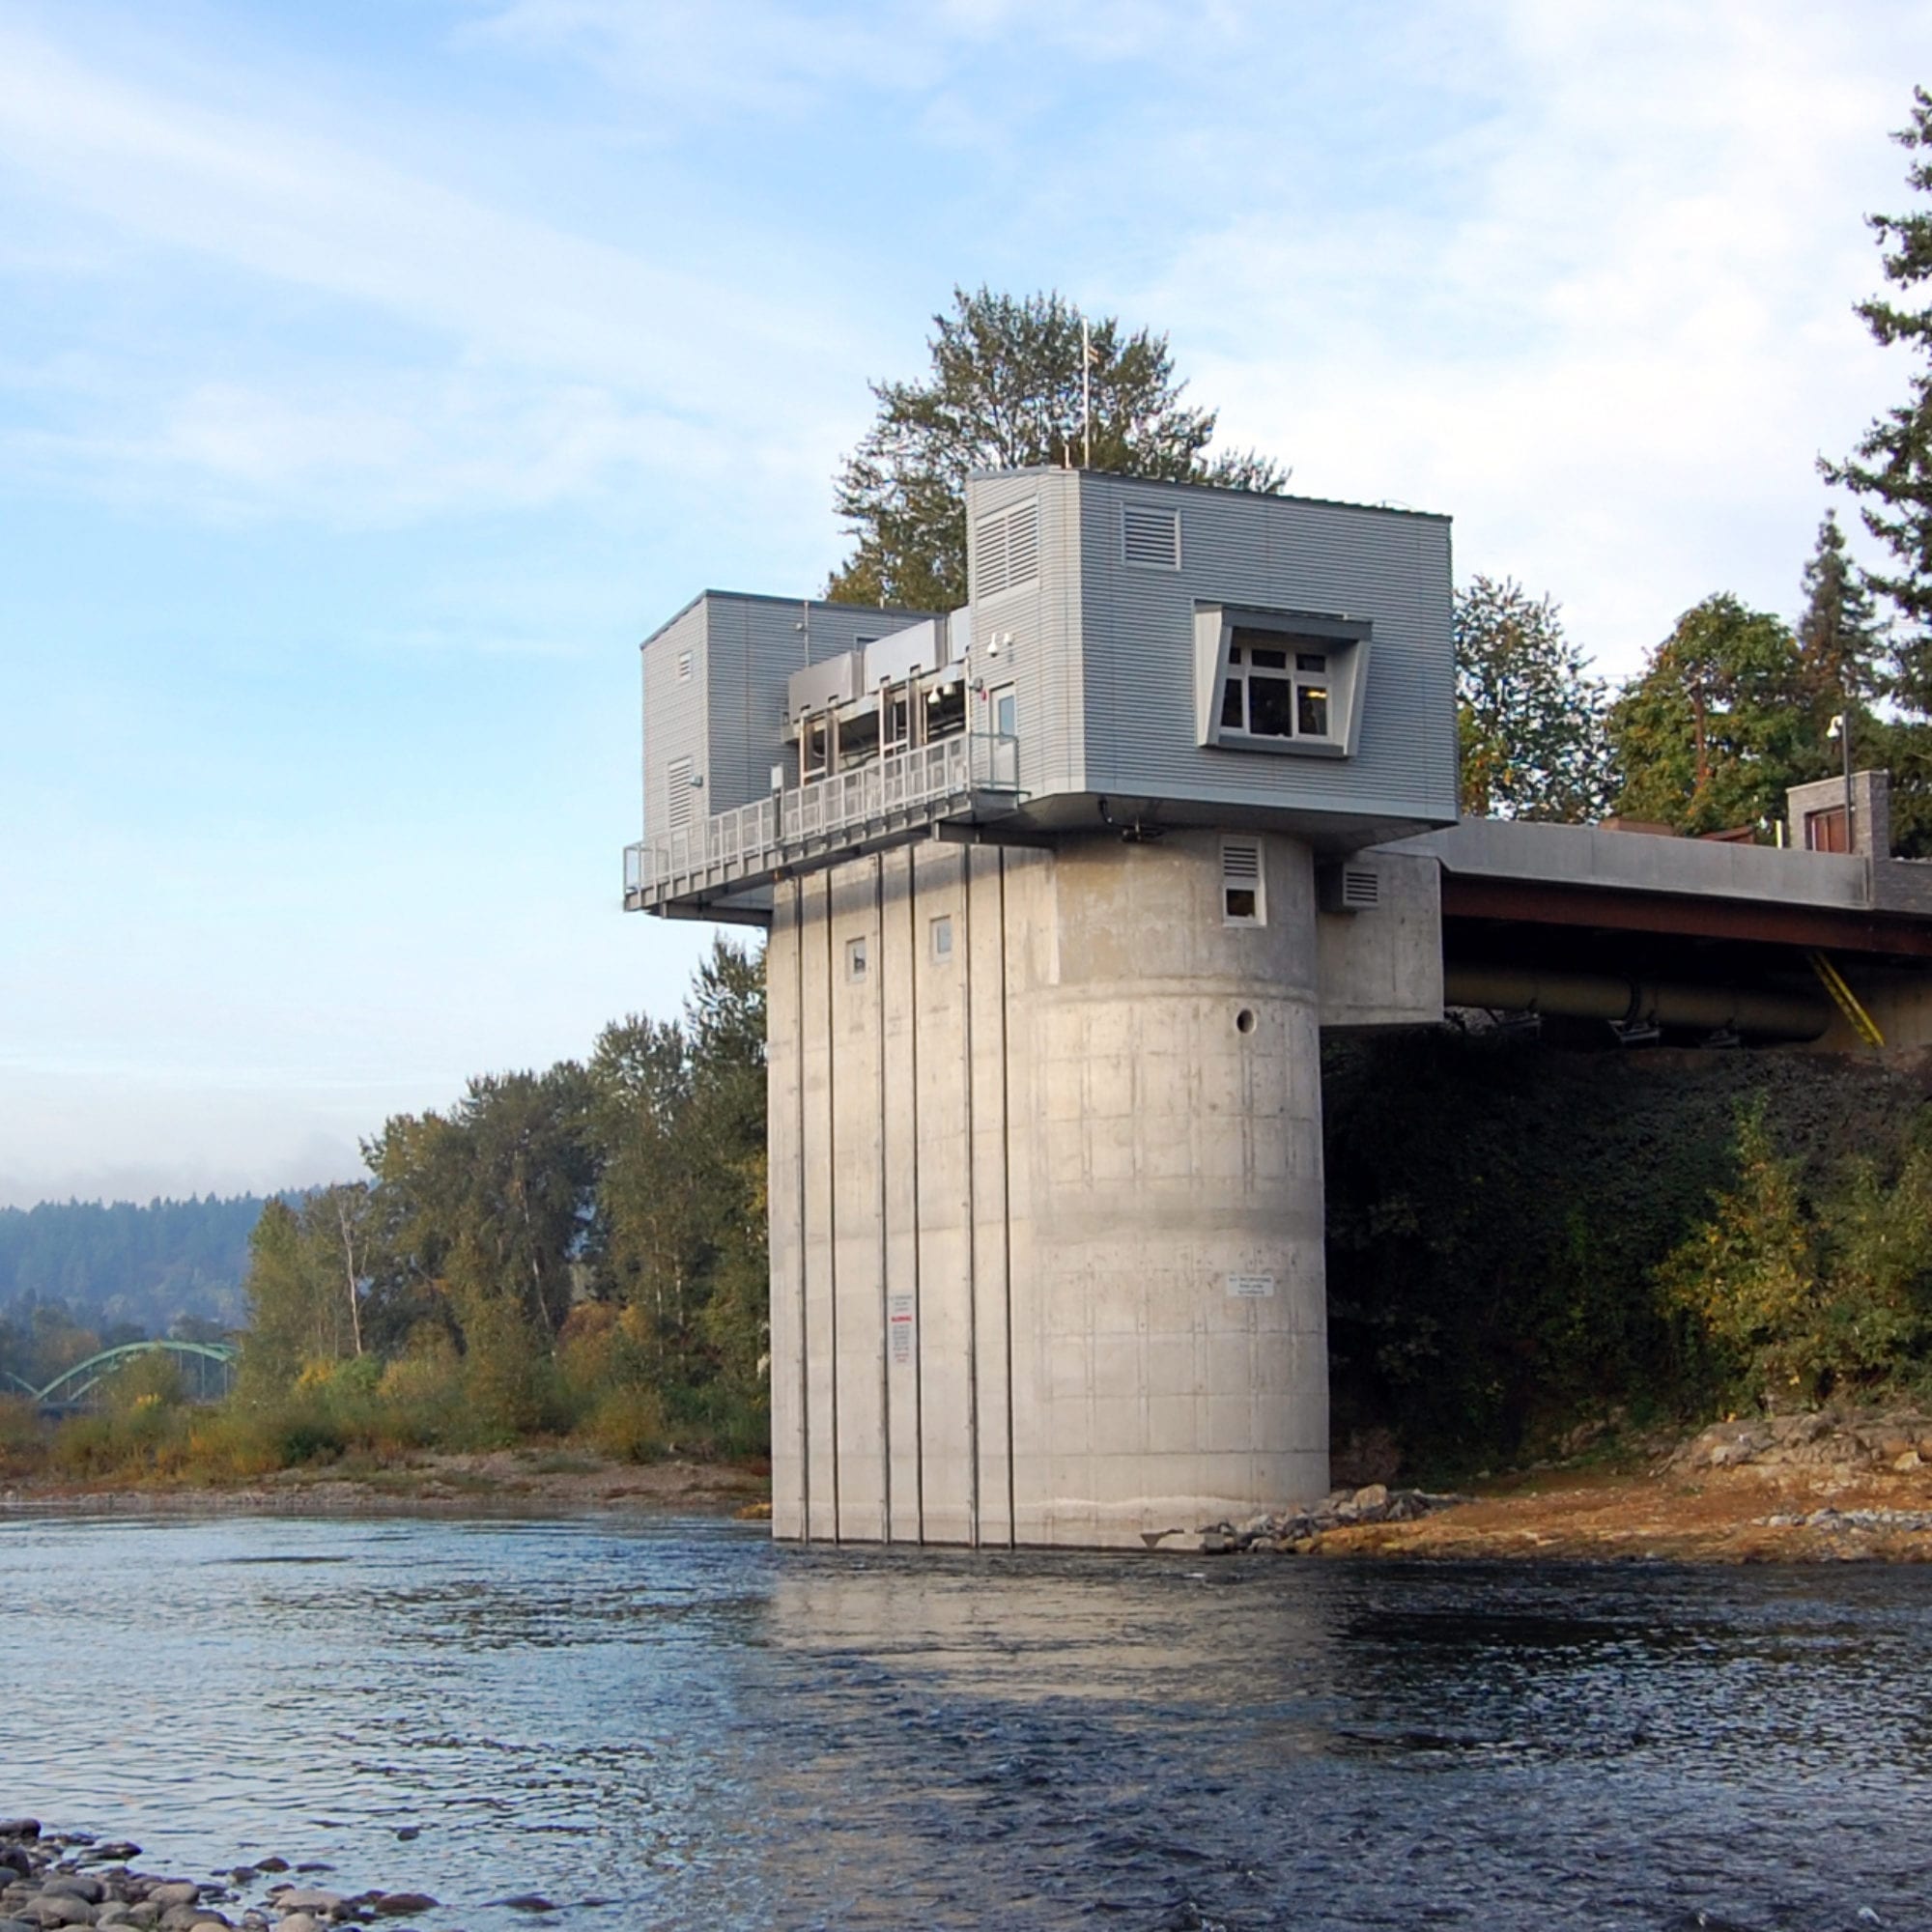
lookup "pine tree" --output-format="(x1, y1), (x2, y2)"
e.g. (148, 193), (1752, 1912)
(1821, 86), (1932, 710)
(1796, 512), (1883, 704)
(1454, 576), (1614, 821)
(827, 287), (1288, 610)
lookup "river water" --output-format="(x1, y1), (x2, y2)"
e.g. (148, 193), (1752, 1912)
(3, 1513), (1930, 1930)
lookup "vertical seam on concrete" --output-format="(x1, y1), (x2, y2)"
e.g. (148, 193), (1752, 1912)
(908, 841), (924, 1545)
(962, 844), (980, 1548)
(998, 846), (1016, 1548)
(874, 852), (890, 1545)
(823, 868), (841, 1544)
(792, 878), (810, 1543)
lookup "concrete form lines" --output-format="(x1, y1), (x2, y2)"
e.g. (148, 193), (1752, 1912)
(874, 853), (891, 1546)
(961, 845), (981, 1548)
(997, 849), (1017, 1548)
(906, 844), (925, 1545)
(822, 869), (841, 1543)
(790, 880), (810, 1543)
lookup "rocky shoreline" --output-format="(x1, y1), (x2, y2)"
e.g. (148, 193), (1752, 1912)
(1199, 1483), (1470, 1553)
(0, 1821), (464, 1932)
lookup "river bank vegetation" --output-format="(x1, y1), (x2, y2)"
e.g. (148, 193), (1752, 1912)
(0, 939), (769, 1489)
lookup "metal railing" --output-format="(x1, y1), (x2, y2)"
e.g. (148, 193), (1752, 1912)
(625, 731), (1019, 906)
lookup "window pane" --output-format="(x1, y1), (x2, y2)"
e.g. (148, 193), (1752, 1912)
(1248, 675), (1294, 737)
(1220, 677), (1245, 729)
(1295, 653), (1326, 672)
(1297, 683), (1330, 737)
(1249, 647), (1288, 670)
(994, 689), (1017, 736)
(1225, 887), (1258, 922)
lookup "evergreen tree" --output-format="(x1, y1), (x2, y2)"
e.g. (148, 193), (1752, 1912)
(1821, 86), (1932, 709)
(827, 287), (1288, 610)
(1796, 512), (1884, 704)
(1454, 576), (1614, 820)
(1607, 594), (1833, 835)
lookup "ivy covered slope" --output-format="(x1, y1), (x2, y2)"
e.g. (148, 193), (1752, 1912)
(1323, 1033), (1932, 1475)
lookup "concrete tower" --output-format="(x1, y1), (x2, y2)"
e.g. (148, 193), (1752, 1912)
(626, 470), (1457, 1548)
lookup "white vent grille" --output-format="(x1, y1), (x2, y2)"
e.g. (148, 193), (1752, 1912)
(667, 755), (695, 836)
(975, 498), (1040, 599)
(1221, 838), (1264, 925)
(1122, 502), (1181, 569)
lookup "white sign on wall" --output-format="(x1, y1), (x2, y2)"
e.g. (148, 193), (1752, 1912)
(1225, 1273), (1277, 1299)
(889, 1293), (915, 1365)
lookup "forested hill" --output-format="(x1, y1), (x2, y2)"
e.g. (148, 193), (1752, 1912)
(0, 1195), (270, 1335)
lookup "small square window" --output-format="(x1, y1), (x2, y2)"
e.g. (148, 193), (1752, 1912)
(930, 915), (953, 963)
(846, 936), (868, 981)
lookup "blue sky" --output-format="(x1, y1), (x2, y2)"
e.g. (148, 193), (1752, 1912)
(2, 0), (1926, 1206)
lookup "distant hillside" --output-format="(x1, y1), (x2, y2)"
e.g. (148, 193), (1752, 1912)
(0, 1194), (271, 1337)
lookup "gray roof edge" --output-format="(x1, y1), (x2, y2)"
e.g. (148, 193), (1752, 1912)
(962, 466), (1452, 524)
(640, 588), (942, 650)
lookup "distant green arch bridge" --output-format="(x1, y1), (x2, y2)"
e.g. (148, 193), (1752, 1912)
(1, 1341), (240, 1414)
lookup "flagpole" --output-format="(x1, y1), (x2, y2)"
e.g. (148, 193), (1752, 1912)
(1081, 318), (1092, 469)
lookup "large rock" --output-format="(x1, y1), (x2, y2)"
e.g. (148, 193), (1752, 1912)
(263, 1895), (338, 1918)
(141, 1891), (198, 1913)
(24, 1897), (95, 1928)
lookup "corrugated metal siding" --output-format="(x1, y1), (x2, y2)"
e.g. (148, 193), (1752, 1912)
(641, 604), (708, 841)
(1076, 473), (1456, 825)
(648, 593), (932, 820)
(965, 471), (1084, 799)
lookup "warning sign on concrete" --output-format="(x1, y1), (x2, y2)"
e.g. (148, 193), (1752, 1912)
(889, 1293), (915, 1364)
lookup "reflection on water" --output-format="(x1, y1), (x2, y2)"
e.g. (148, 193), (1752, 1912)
(2, 1513), (1929, 1929)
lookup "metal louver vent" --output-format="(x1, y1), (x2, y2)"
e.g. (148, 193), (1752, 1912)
(1222, 840), (1261, 882)
(1122, 502), (1180, 569)
(1318, 863), (1379, 914)
(975, 499), (1040, 599)
(667, 755), (695, 836)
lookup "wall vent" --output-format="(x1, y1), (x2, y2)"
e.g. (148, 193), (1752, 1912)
(975, 498), (1041, 599)
(1222, 838), (1264, 925)
(1318, 864), (1380, 913)
(667, 755), (695, 837)
(1122, 502), (1181, 569)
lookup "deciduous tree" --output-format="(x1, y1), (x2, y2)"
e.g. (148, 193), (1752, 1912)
(1607, 595), (1831, 835)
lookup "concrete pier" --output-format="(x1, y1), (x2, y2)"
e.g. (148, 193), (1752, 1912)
(769, 829), (1328, 1548)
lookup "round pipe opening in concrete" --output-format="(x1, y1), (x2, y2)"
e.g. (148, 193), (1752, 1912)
(1235, 1008), (1257, 1035)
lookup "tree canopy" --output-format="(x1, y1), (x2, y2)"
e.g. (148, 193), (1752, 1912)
(1607, 594), (1835, 834)
(826, 287), (1289, 610)
(233, 937), (771, 1454)
(1454, 576), (1614, 821)
(1822, 86), (1932, 709)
